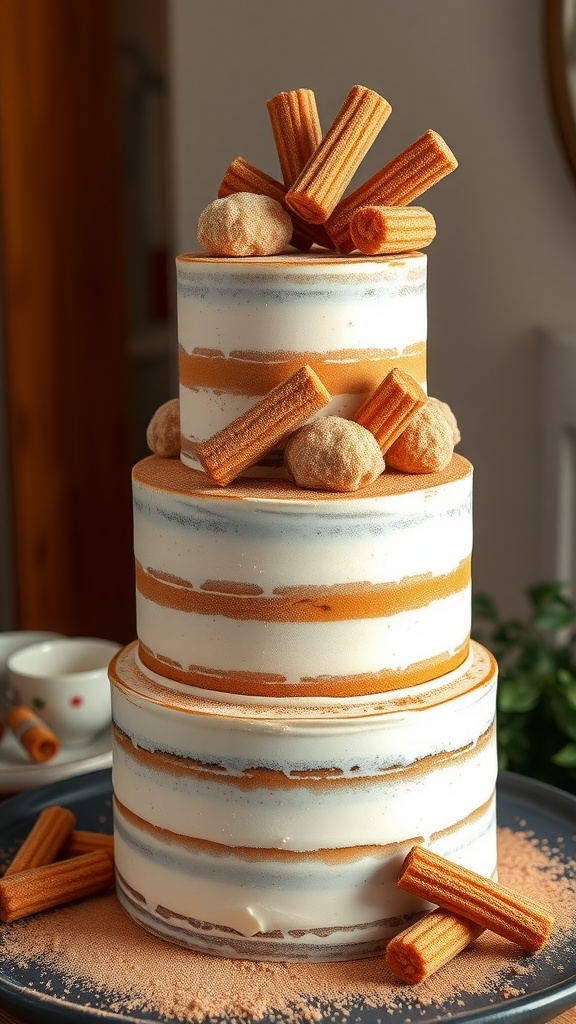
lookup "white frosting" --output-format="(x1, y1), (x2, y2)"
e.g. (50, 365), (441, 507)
(111, 249), (498, 961)
(132, 458), (473, 695)
(135, 587), (471, 683)
(176, 251), (427, 469)
(114, 795), (496, 946)
(111, 637), (497, 955)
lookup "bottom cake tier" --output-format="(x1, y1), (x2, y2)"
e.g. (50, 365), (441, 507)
(109, 640), (498, 962)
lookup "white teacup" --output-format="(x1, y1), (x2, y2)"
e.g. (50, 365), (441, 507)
(8, 637), (120, 746)
(0, 631), (64, 684)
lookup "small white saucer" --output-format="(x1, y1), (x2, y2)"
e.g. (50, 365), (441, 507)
(0, 727), (112, 795)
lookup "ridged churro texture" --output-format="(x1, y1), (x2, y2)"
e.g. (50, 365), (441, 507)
(326, 129), (457, 253)
(397, 845), (554, 953)
(131, 453), (472, 699)
(267, 89), (322, 188)
(197, 365), (331, 486)
(285, 86), (392, 224)
(110, 639), (497, 960)
(354, 367), (427, 452)
(176, 251), (428, 473)
(385, 907), (484, 983)
(218, 156), (332, 251)
(350, 205), (436, 256)
(3, 806), (76, 876)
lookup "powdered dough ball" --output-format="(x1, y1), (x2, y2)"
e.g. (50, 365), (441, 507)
(197, 193), (293, 257)
(428, 396), (461, 445)
(285, 416), (385, 492)
(385, 401), (453, 473)
(146, 398), (180, 457)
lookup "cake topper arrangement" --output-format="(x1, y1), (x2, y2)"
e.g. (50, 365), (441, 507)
(148, 84), (462, 489)
(198, 84), (457, 258)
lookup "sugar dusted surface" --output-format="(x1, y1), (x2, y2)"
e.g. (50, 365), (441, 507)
(176, 248), (425, 268)
(135, 452), (472, 503)
(1, 828), (575, 1023)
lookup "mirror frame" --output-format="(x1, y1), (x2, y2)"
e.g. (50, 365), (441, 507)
(545, 0), (576, 183)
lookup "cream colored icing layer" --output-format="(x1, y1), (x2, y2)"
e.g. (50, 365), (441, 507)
(132, 454), (473, 698)
(176, 251), (427, 470)
(110, 641), (497, 959)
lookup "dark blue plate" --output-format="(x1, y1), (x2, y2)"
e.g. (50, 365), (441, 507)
(0, 770), (575, 1024)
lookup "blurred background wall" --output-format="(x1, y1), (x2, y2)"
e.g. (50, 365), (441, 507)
(1, 0), (575, 637)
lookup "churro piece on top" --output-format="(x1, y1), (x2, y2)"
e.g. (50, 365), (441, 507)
(267, 89), (322, 187)
(198, 193), (293, 257)
(3, 806), (76, 877)
(326, 129), (457, 253)
(385, 907), (484, 984)
(397, 845), (554, 953)
(354, 367), (426, 453)
(350, 205), (436, 255)
(0, 851), (115, 923)
(197, 364), (331, 487)
(385, 401), (454, 473)
(285, 85), (392, 225)
(218, 156), (332, 251)
(284, 416), (384, 493)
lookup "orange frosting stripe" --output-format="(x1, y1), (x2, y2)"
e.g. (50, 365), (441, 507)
(137, 640), (470, 697)
(178, 344), (426, 398)
(136, 558), (470, 623)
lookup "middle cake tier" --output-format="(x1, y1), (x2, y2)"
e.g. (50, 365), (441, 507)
(133, 454), (472, 700)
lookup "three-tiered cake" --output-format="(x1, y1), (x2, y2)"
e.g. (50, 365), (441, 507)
(109, 85), (498, 963)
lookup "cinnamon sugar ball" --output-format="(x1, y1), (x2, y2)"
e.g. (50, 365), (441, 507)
(197, 193), (293, 257)
(385, 400), (454, 473)
(146, 398), (180, 457)
(428, 396), (461, 445)
(284, 416), (385, 493)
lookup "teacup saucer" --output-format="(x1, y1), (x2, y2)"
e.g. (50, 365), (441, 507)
(0, 727), (112, 796)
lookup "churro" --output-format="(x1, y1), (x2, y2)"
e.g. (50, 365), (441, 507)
(326, 129), (457, 252)
(385, 908), (484, 984)
(4, 704), (60, 763)
(397, 845), (554, 953)
(0, 851), (115, 923)
(61, 830), (114, 859)
(218, 156), (332, 250)
(3, 806), (76, 876)
(354, 368), (426, 452)
(197, 364), (331, 486)
(350, 205), (436, 255)
(285, 85), (391, 224)
(267, 89), (322, 187)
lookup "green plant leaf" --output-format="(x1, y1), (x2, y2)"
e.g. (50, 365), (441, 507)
(551, 694), (576, 741)
(552, 742), (576, 767)
(528, 581), (570, 606)
(498, 677), (542, 713)
(526, 581), (575, 631)
(533, 601), (575, 631)
(556, 669), (576, 709)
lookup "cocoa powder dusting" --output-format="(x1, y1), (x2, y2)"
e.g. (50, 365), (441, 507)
(0, 827), (575, 1023)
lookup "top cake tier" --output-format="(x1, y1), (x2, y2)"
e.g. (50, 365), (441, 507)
(177, 249), (427, 473)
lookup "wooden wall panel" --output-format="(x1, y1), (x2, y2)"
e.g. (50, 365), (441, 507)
(0, 0), (135, 643)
